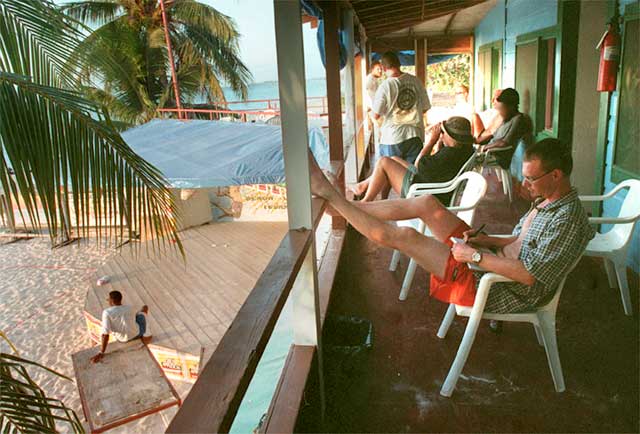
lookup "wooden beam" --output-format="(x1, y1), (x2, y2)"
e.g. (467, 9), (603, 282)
(320, 0), (346, 229)
(261, 345), (315, 434)
(444, 12), (458, 34)
(371, 35), (473, 55)
(415, 39), (426, 86)
(165, 230), (313, 433)
(352, 0), (421, 15)
(356, 1), (464, 21)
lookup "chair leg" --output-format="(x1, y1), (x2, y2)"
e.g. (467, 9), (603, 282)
(494, 167), (502, 182)
(389, 249), (401, 272)
(533, 324), (544, 346)
(501, 169), (512, 202)
(399, 258), (418, 301)
(603, 258), (618, 288)
(537, 313), (566, 392)
(440, 310), (483, 397)
(614, 261), (633, 316)
(437, 304), (457, 339)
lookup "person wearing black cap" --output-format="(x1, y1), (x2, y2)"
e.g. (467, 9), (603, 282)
(350, 116), (474, 204)
(480, 87), (533, 169)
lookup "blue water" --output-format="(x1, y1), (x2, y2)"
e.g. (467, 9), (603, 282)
(222, 77), (327, 110)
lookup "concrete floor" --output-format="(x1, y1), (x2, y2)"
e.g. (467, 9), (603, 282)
(298, 173), (639, 433)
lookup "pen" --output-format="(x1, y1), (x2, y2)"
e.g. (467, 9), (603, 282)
(469, 224), (486, 238)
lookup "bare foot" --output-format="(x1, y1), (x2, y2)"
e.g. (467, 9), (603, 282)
(348, 180), (368, 196)
(309, 155), (337, 200)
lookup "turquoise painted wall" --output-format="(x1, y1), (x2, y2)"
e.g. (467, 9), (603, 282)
(475, 0), (639, 273)
(601, 0), (639, 273)
(474, 0), (558, 177)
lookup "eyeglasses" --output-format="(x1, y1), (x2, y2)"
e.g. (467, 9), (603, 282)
(523, 170), (553, 184)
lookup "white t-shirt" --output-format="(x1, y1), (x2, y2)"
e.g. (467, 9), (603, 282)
(101, 305), (139, 342)
(365, 73), (380, 108)
(372, 73), (431, 145)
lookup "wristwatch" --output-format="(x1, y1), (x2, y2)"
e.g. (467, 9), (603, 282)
(471, 250), (482, 264)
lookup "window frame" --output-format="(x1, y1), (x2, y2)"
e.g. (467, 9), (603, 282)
(515, 26), (559, 141)
(476, 40), (502, 111)
(611, 3), (640, 183)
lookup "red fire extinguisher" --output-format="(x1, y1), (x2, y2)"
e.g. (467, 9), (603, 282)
(596, 20), (621, 92)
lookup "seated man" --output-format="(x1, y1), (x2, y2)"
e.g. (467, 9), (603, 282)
(311, 138), (594, 313)
(350, 116), (474, 204)
(478, 88), (533, 170)
(91, 290), (150, 363)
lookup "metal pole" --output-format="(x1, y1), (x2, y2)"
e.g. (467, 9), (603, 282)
(159, 0), (183, 120)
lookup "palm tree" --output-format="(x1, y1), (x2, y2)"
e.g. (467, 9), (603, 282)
(61, 0), (252, 125)
(0, 0), (182, 250)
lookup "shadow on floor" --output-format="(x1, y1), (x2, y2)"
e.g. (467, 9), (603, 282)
(298, 172), (640, 433)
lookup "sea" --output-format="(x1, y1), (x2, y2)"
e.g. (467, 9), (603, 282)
(221, 77), (327, 109)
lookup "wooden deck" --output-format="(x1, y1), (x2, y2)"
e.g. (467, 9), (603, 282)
(84, 221), (289, 380)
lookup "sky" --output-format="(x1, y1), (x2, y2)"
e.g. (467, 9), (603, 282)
(205, 0), (326, 83)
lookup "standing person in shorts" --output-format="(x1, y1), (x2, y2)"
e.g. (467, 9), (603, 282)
(371, 51), (431, 198)
(310, 138), (594, 313)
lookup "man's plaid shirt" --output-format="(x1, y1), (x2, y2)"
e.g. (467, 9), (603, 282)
(483, 188), (595, 314)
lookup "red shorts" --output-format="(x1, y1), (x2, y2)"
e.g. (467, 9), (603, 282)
(429, 222), (477, 307)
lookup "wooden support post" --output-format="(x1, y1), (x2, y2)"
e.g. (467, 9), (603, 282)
(273, 0), (325, 421)
(321, 0), (346, 229)
(415, 38), (426, 87)
(342, 8), (358, 185)
(354, 53), (365, 176)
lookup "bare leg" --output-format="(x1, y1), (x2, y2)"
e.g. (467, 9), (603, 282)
(310, 155), (450, 278)
(390, 156), (411, 169)
(362, 156), (408, 202)
(355, 196), (463, 243)
(472, 113), (485, 138)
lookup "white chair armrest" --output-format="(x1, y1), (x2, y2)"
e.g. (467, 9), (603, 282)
(407, 181), (459, 197)
(579, 183), (631, 202)
(588, 215), (640, 225)
(483, 146), (513, 155)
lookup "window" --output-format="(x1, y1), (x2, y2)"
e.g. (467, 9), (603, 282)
(612, 13), (640, 181)
(515, 27), (558, 137)
(476, 41), (502, 111)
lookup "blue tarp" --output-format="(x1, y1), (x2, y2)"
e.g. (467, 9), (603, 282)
(121, 119), (329, 188)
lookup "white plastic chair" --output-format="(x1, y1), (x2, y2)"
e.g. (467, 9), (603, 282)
(579, 179), (640, 316)
(436, 256), (582, 397)
(388, 171), (488, 301)
(476, 146), (513, 202)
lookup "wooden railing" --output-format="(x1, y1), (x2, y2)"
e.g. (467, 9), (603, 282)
(157, 97), (329, 121)
(166, 198), (329, 433)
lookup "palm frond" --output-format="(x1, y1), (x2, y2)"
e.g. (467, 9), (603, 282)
(179, 25), (251, 99)
(0, 0), (86, 87)
(0, 334), (85, 434)
(59, 0), (122, 28)
(0, 72), (182, 252)
(170, 0), (238, 43)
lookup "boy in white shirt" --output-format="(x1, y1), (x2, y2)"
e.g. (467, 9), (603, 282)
(91, 290), (150, 363)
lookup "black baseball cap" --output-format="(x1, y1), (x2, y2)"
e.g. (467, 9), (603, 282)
(496, 87), (519, 106)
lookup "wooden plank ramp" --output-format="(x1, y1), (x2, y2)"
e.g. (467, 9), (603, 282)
(84, 221), (289, 381)
(72, 341), (180, 433)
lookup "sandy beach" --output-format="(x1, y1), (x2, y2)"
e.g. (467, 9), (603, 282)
(0, 236), (190, 433)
